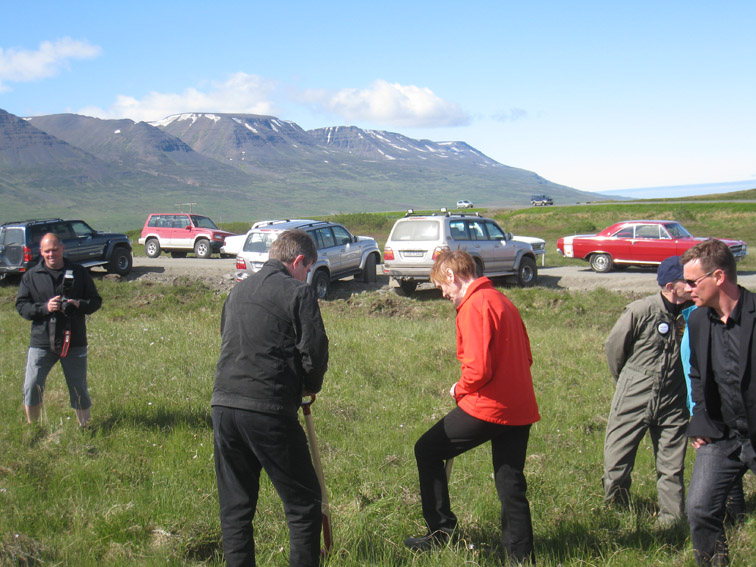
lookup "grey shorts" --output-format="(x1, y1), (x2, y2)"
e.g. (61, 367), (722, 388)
(23, 346), (91, 409)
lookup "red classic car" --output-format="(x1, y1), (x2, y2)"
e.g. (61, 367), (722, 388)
(557, 220), (748, 272)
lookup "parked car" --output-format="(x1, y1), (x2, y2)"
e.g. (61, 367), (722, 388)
(512, 235), (546, 265)
(0, 218), (132, 278)
(220, 220), (278, 257)
(220, 233), (249, 257)
(383, 210), (538, 295)
(138, 213), (235, 259)
(234, 219), (381, 299)
(557, 219), (748, 273)
(456, 199), (474, 209)
(530, 194), (553, 206)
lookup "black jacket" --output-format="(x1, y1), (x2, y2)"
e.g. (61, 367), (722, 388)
(687, 286), (756, 448)
(16, 258), (102, 350)
(211, 260), (329, 418)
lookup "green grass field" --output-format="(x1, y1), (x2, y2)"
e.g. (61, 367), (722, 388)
(2, 203), (756, 566)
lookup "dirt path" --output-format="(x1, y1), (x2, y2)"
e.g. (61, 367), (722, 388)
(127, 257), (756, 297)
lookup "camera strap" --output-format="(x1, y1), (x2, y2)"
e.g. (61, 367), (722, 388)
(60, 328), (71, 358)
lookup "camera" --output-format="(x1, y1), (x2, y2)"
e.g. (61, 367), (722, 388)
(61, 270), (74, 300)
(60, 270), (75, 315)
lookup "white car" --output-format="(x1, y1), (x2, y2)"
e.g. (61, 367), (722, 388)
(221, 233), (248, 256)
(234, 219), (381, 299)
(512, 235), (546, 265)
(456, 199), (473, 209)
(383, 210), (538, 294)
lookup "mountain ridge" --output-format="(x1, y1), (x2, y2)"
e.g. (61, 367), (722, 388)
(1, 108), (601, 230)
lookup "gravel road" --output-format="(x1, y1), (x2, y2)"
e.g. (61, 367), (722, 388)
(128, 256), (756, 296)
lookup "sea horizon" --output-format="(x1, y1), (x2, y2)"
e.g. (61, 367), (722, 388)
(595, 179), (756, 200)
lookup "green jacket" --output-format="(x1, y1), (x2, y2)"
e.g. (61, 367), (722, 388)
(605, 293), (688, 417)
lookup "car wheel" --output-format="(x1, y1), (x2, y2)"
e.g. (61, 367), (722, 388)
(590, 253), (613, 273)
(145, 238), (161, 258)
(397, 279), (418, 296)
(108, 247), (132, 276)
(516, 256), (537, 287)
(311, 270), (330, 300)
(194, 239), (211, 259)
(170, 251), (187, 259)
(362, 254), (377, 283)
(474, 259), (484, 278)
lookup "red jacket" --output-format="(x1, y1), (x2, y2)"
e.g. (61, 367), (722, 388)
(453, 277), (540, 426)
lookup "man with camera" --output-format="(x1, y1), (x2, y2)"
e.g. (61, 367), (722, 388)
(16, 233), (102, 427)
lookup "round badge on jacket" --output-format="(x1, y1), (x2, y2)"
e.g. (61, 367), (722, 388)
(657, 322), (670, 335)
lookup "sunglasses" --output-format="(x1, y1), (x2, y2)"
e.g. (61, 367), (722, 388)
(684, 270), (715, 288)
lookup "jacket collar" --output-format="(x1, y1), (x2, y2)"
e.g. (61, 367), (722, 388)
(457, 276), (494, 310)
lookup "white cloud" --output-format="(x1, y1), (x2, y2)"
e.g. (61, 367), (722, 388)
(0, 37), (101, 90)
(492, 108), (528, 122)
(79, 72), (278, 122)
(305, 79), (470, 128)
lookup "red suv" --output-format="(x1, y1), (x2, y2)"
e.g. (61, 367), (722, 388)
(138, 213), (235, 259)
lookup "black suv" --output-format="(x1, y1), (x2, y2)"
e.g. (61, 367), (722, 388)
(0, 218), (133, 279)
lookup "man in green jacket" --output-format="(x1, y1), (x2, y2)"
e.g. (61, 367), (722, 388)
(603, 256), (693, 525)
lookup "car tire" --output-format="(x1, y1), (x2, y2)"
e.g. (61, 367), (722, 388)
(108, 247), (132, 276)
(170, 251), (187, 259)
(516, 256), (537, 287)
(474, 259), (484, 278)
(397, 279), (418, 296)
(311, 270), (330, 300)
(362, 254), (377, 283)
(194, 239), (211, 259)
(590, 253), (613, 273)
(145, 238), (161, 258)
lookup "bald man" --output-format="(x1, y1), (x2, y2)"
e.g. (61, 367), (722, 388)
(16, 233), (102, 426)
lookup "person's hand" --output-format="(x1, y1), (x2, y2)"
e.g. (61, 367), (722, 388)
(47, 295), (62, 312)
(66, 299), (80, 308)
(691, 436), (711, 449)
(449, 383), (456, 398)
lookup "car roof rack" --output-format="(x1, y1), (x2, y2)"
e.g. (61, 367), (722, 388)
(1, 218), (64, 226)
(402, 209), (482, 218)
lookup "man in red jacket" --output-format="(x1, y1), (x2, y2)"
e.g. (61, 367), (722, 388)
(405, 250), (540, 565)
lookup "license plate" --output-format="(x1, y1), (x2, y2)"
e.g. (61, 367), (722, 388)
(403, 251), (424, 257)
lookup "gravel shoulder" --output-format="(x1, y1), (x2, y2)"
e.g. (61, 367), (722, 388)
(125, 257), (756, 297)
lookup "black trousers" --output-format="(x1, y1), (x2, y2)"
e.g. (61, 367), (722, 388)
(414, 406), (534, 563)
(212, 406), (322, 567)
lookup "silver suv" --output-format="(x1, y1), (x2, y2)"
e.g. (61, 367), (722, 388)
(383, 211), (538, 294)
(235, 219), (381, 299)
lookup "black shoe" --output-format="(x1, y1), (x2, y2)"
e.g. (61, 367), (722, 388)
(404, 529), (452, 551)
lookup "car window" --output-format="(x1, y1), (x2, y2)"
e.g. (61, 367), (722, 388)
(467, 220), (487, 241)
(331, 225), (352, 246)
(314, 227), (336, 249)
(613, 226), (635, 238)
(449, 220), (469, 241)
(485, 222), (506, 241)
(147, 215), (160, 228)
(2, 227), (24, 246)
(29, 225), (49, 245)
(664, 223), (692, 238)
(50, 221), (75, 240)
(191, 215), (218, 229)
(159, 216), (173, 228)
(391, 220), (440, 241)
(243, 232), (277, 253)
(174, 215), (191, 229)
(69, 221), (95, 238)
(635, 224), (661, 239)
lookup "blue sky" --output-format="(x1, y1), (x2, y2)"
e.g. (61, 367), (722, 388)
(1, 0), (754, 192)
